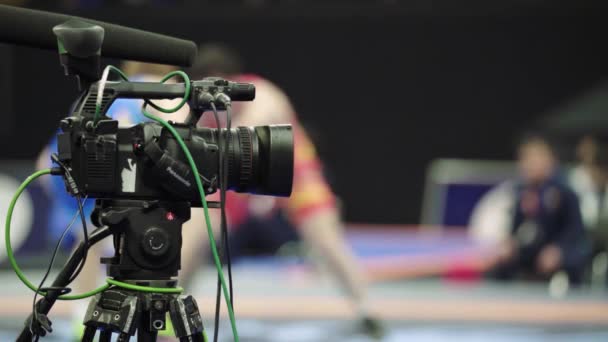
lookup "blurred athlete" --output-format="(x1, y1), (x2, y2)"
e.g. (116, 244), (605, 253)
(179, 44), (381, 335)
(490, 133), (589, 283)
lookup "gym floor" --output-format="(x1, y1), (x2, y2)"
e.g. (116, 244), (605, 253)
(2, 229), (607, 341)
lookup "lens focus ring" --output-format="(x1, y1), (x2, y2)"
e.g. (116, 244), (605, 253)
(237, 127), (253, 190)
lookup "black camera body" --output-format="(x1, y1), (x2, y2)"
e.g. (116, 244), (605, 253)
(55, 80), (294, 206)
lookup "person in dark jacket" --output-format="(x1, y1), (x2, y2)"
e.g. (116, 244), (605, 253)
(492, 133), (590, 283)
(569, 135), (608, 286)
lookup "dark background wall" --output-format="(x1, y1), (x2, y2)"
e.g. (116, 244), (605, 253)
(1, 2), (607, 224)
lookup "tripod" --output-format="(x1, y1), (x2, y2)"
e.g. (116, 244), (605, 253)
(18, 199), (206, 342)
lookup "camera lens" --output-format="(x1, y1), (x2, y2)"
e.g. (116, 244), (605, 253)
(226, 125), (293, 197)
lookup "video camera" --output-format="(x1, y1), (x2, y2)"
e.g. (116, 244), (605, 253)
(4, 11), (294, 341)
(53, 18), (293, 204)
(57, 77), (293, 204)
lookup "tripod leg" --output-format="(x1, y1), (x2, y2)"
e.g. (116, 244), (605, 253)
(137, 312), (158, 342)
(179, 333), (206, 342)
(169, 295), (205, 340)
(81, 326), (97, 342)
(83, 289), (141, 341)
(17, 226), (112, 342)
(137, 328), (158, 342)
(99, 330), (113, 342)
(117, 332), (131, 342)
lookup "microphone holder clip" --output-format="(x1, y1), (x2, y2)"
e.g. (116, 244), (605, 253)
(53, 19), (104, 89)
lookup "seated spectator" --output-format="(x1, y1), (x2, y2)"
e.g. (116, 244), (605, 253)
(569, 135), (608, 285)
(490, 133), (590, 284)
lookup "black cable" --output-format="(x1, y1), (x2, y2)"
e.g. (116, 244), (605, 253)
(210, 102), (224, 342)
(30, 93), (88, 340)
(67, 194), (90, 283)
(223, 104), (234, 307)
(211, 102), (235, 342)
(30, 197), (87, 339)
(49, 155), (90, 285)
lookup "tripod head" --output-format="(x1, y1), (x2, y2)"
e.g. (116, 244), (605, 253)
(93, 199), (190, 281)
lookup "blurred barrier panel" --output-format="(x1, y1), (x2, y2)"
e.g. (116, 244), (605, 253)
(0, 160), (50, 266)
(421, 159), (517, 227)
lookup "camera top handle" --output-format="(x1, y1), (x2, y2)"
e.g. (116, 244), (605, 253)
(78, 79), (255, 123)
